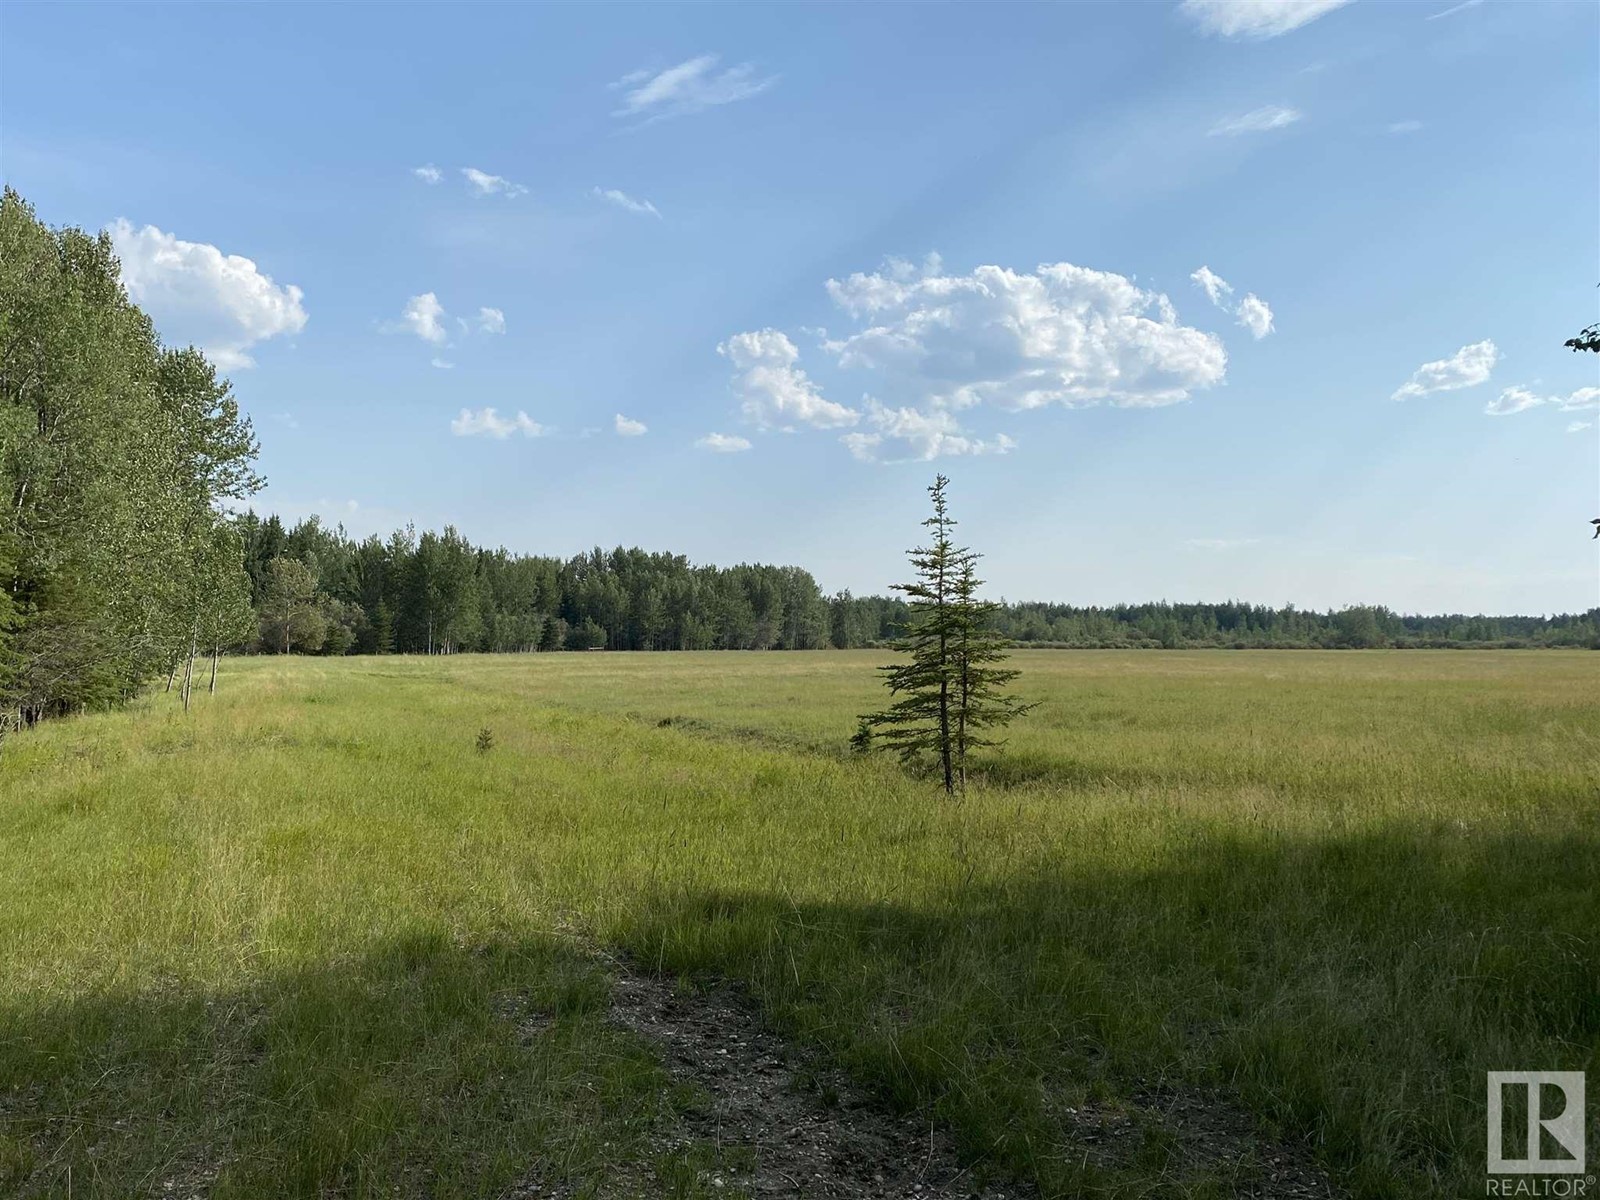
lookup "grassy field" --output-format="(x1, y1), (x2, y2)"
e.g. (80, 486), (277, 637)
(1, 650), (1596, 1198)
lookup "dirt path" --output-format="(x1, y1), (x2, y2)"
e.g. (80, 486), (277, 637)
(513, 956), (1346, 1199)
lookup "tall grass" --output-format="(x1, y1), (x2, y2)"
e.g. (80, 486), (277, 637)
(1, 651), (1595, 1197)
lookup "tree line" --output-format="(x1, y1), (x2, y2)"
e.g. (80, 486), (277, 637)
(237, 511), (1599, 657)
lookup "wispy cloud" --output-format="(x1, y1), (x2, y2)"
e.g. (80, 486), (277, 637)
(1487, 385), (1600, 416)
(696, 432), (752, 453)
(614, 413), (648, 437)
(1181, 0), (1352, 40)
(1567, 420), (1593, 433)
(592, 186), (661, 218)
(1427, 0), (1484, 19)
(412, 164), (442, 184)
(475, 307), (506, 335)
(451, 407), (546, 439)
(1391, 340), (1499, 400)
(1190, 265), (1275, 340)
(1209, 106), (1303, 136)
(461, 167), (528, 197)
(1387, 120), (1424, 135)
(611, 54), (776, 124)
(430, 357), (454, 371)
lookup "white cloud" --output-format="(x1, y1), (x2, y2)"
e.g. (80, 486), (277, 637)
(1209, 106), (1303, 136)
(412, 164), (442, 184)
(718, 328), (860, 430)
(388, 292), (449, 344)
(1487, 385), (1600, 415)
(1190, 265), (1234, 307)
(611, 54), (776, 123)
(592, 186), (661, 218)
(461, 167), (528, 197)
(450, 407), (545, 439)
(696, 432), (752, 453)
(1190, 266), (1274, 339)
(1391, 340), (1499, 400)
(430, 357), (454, 370)
(1567, 420), (1593, 433)
(822, 259), (1227, 411)
(1427, 0), (1483, 18)
(476, 306), (506, 335)
(1387, 120), (1424, 135)
(1235, 293), (1274, 339)
(107, 219), (307, 371)
(1181, 0), (1353, 39)
(841, 401), (1017, 463)
(614, 413), (648, 436)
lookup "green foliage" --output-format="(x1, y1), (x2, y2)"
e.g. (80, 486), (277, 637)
(0, 188), (260, 738)
(857, 475), (1030, 793)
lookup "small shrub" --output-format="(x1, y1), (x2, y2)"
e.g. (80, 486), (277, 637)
(475, 727), (495, 753)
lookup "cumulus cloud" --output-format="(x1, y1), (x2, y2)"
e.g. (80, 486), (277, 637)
(461, 167), (528, 197)
(450, 407), (545, 439)
(611, 55), (776, 124)
(614, 413), (647, 436)
(1190, 266), (1275, 340)
(387, 292), (449, 344)
(107, 219), (307, 371)
(1391, 340), (1499, 400)
(718, 328), (860, 430)
(1235, 294), (1274, 339)
(1486, 384), (1600, 416)
(1209, 106), (1303, 136)
(841, 402), (1016, 463)
(412, 164), (442, 184)
(696, 432), (752, 453)
(822, 258), (1227, 411)
(592, 186), (661, 218)
(475, 306), (506, 335)
(1181, 0), (1352, 39)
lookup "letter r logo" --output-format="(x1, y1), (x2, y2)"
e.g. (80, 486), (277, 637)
(1487, 1072), (1586, 1174)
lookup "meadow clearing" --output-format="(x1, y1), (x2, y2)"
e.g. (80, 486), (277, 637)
(0, 649), (1595, 1198)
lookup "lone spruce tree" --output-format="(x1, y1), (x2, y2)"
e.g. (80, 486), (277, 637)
(855, 475), (1032, 794)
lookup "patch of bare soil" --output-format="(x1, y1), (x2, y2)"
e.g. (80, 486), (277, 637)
(594, 968), (1026, 1199)
(513, 959), (1346, 1199)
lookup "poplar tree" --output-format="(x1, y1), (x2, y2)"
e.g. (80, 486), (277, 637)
(855, 475), (1031, 794)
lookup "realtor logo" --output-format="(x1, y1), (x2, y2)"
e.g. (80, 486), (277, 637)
(1488, 1072), (1586, 1178)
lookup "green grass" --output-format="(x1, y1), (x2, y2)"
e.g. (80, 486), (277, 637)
(2, 650), (1596, 1197)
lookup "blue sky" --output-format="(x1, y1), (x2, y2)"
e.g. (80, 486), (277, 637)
(4, 0), (1597, 614)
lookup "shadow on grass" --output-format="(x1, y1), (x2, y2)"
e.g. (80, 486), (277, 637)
(608, 824), (1600, 1200)
(2, 825), (1595, 1200)
(0, 934), (675, 1200)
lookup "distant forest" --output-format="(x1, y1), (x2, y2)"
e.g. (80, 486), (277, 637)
(238, 511), (1600, 655)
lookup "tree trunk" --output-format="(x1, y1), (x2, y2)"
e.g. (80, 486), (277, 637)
(181, 623), (197, 712)
(209, 644), (220, 694)
(166, 661), (178, 692)
(282, 600), (291, 654)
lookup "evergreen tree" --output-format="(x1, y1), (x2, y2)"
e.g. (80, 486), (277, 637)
(855, 475), (1030, 794)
